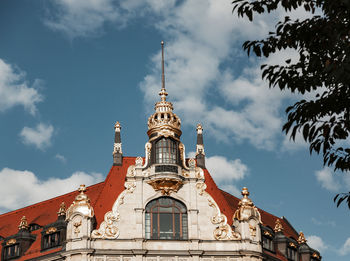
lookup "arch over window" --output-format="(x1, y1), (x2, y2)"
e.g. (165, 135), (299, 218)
(155, 138), (178, 164)
(145, 197), (188, 240)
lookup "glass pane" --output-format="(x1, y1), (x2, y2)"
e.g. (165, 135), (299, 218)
(159, 213), (173, 239)
(159, 207), (172, 212)
(174, 213), (180, 239)
(152, 213), (158, 239)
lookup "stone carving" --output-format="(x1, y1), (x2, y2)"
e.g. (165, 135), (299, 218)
(127, 165), (135, 177)
(135, 157), (143, 167)
(188, 158), (196, 169)
(147, 178), (183, 195)
(113, 143), (122, 154)
(179, 143), (190, 170)
(196, 181), (241, 241)
(73, 220), (82, 235)
(92, 181), (136, 239)
(274, 219), (283, 232)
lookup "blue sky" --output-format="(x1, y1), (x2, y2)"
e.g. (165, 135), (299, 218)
(0, 0), (349, 259)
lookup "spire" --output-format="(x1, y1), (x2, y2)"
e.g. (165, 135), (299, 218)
(147, 41), (181, 140)
(160, 40), (167, 102)
(113, 121), (122, 166)
(196, 123), (205, 168)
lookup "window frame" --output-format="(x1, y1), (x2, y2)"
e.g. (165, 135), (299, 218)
(145, 197), (188, 240)
(154, 137), (179, 165)
(42, 231), (61, 250)
(3, 243), (20, 260)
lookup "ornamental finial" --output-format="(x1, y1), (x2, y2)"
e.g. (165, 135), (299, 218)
(274, 218), (283, 232)
(18, 216), (29, 230)
(78, 184), (86, 193)
(233, 187), (261, 222)
(114, 121), (121, 132)
(58, 202), (66, 216)
(298, 231), (307, 244)
(66, 184), (94, 220)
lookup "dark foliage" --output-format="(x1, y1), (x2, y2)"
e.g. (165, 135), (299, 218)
(232, 0), (350, 208)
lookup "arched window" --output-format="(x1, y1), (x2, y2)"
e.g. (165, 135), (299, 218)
(145, 197), (188, 240)
(155, 138), (178, 164)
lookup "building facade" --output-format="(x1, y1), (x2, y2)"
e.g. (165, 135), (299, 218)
(0, 43), (321, 261)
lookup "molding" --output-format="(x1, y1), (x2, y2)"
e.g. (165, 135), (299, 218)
(195, 181), (241, 241)
(92, 181), (136, 239)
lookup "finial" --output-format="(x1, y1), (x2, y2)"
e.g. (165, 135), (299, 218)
(196, 123), (203, 134)
(18, 216), (29, 230)
(58, 202), (66, 216)
(242, 187), (249, 197)
(274, 218), (283, 232)
(114, 121), (121, 132)
(298, 231), (307, 244)
(159, 40), (168, 102)
(78, 184), (86, 193)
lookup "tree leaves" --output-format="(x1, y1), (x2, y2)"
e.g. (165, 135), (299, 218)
(232, 0), (350, 208)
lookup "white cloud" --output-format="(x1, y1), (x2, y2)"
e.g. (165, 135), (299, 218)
(0, 167), (104, 213)
(0, 59), (43, 115)
(45, 0), (123, 38)
(138, 0), (304, 151)
(206, 155), (248, 196)
(315, 167), (341, 192)
(55, 153), (67, 163)
(339, 237), (350, 256)
(20, 123), (54, 150)
(307, 235), (328, 252)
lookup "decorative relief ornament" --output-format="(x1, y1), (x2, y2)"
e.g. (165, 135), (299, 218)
(263, 230), (273, 237)
(73, 220), (82, 235)
(297, 231), (307, 244)
(127, 165), (135, 177)
(196, 181), (241, 241)
(289, 242), (297, 248)
(188, 158), (196, 169)
(233, 187), (262, 223)
(57, 202), (66, 216)
(135, 157), (143, 167)
(18, 216), (29, 230)
(274, 219), (283, 232)
(196, 144), (205, 156)
(113, 143), (122, 154)
(66, 185), (94, 220)
(92, 181), (136, 239)
(147, 178), (183, 195)
(6, 239), (16, 245)
(46, 227), (57, 234)
(312, 252), (320, 259)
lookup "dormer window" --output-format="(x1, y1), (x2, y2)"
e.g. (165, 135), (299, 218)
(155, 138), (179, 164)
(287, 243), (298, 261)
(42, 231), (60, 250)
(262, 230), (274, 252)
(3, 243), (20, 260)
(29, 223), (41, 232)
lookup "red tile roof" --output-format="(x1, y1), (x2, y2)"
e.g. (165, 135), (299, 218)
(0, 158), (297, 260)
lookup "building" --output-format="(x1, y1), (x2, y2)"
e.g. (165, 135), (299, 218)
(0, 42), (321, 261)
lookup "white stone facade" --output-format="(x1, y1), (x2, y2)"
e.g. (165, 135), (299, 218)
(63, 156), (263, 261)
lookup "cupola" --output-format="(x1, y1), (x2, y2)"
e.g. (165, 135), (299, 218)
(147, 41), (182, 167)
